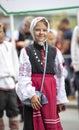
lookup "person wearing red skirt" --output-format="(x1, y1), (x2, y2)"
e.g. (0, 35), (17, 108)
(16, 17), (68, 130)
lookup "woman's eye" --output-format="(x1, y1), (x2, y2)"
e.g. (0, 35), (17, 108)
(35, 29), (40, 31)
(35, 29), (47, 32)
(43, 29), (47, 32)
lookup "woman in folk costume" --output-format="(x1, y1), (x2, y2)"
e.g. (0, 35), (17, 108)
(16, 17), (68, 130)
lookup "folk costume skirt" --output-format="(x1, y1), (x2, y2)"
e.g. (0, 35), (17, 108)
(23, 74), (63, 130)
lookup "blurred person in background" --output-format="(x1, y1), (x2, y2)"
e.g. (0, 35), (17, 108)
(55, 30), (64, 51)
(0, 23), (19, 130)
(3, 22), (11, 41)
(47, 29), (63, 51)
(47, 29), (57, 46)
(47, 29), (68, 89)
(59, 18), (75, 99)
(14, 16), (34, 57)
(71, 25), (79, 108)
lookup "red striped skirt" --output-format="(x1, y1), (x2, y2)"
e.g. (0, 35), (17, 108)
(32, 74), (63, 130)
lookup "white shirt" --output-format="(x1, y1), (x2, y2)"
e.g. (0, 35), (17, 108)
(0, 41), (19, 90)
(71, 26), (79, 72)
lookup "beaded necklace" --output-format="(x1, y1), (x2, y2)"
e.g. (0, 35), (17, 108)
(32, 44), (47, 66)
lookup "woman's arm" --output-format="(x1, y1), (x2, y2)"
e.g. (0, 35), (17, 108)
(54, 48), (68, 105)
(16, 48), (36, 101)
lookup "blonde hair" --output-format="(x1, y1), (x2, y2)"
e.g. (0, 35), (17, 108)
(23, 16), (34, 24)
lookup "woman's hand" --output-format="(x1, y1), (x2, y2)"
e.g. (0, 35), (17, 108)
(16, 41), (26, 48)
(57, 104), (66, 113)
(31, 95), (42, 110)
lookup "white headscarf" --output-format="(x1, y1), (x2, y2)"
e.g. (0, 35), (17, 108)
(30, 17), (50, 41)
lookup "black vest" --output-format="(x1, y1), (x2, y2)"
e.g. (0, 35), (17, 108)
(26, 43), (56, 74)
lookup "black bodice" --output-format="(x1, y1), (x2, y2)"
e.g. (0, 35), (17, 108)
(26, 43), (56, 74)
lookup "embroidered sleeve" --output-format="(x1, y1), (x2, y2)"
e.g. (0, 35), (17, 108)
(54, 48), (68, 104)
(16, 48), (36, 101)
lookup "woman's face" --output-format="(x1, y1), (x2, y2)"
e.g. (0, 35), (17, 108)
(0, 24), (4, 43)
(47, 32), (56, 46)
(33, 21), (48, 43)
(23, 21), (30, 33)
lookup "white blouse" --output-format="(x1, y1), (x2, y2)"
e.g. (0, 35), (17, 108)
(71, 26), (79, 72)
(0, 41), (19, 89)
(16, 47), (68, 104)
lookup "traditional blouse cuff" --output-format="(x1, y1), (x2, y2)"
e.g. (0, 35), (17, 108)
(29, 91), (36, 99)
(56, 98), (69, 105)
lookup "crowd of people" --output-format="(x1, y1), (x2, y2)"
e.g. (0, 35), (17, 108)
(0, 15), (79, 130)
